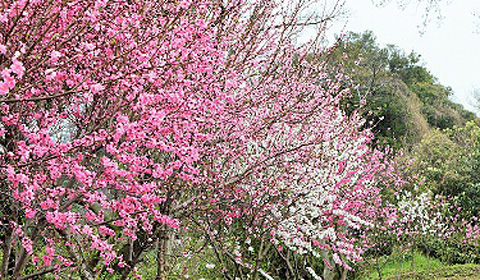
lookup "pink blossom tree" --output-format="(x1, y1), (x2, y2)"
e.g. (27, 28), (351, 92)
(1, 1), (238, 278)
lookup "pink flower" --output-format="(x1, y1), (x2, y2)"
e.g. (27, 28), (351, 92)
(11, 58), (25, 78)
(2, 70), (14, 88)
(22, 237), (33, 255)
(99, 226), (116, 236)
(25, 208), (36, 219)
(0, 82), (9, 95)
(90, 83), (104, 94)
(179, 0), (190, 9)
(51, 50), (62, 62)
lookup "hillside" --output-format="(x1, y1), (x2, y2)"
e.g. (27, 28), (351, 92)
(325, 31), (477, 150)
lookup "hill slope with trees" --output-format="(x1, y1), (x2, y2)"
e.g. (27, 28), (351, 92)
(326, 31), (477, 150)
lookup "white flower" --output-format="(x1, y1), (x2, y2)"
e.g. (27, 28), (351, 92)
(306, 267), (322, 280)
(205, 263), (215, 269)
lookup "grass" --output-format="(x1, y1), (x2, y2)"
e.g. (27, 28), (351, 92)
(384, 264), (480, 280)
(363, 252), (480, 280)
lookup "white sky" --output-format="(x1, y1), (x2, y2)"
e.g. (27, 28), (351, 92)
(330, 0), (480, 113)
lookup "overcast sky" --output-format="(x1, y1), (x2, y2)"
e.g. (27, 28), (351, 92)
(331, 0), (480, 113)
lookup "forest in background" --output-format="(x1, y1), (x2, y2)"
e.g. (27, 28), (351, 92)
(332, 31), (480, 212)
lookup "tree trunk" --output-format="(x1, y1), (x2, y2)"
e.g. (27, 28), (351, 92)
(12, 220), (44, 280)
(156, 226), (172, 280)
(427, 251), (431, 272)
(1, 227), (14, 279)
(375, 249), (383, 280)
(411, 239), (416, 277)
(321, 250), (335, 280)
(397, 247), (402, 280)
(251, 239), (265, 280)
(340, 266), (348, 280)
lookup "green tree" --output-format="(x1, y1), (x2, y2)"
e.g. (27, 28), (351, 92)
(326, 31), (476, 149)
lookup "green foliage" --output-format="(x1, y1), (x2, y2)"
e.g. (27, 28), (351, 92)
(364, 91), (412, 148)
(327, 31), (477, 150)
(388, 48), (435, 86)
(417, 235), (480, 266)
(457, 184), (480, 218)
(411, 82), (450, 103)
(411, 130), (461, 193)
(412, 122), (480, 197)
